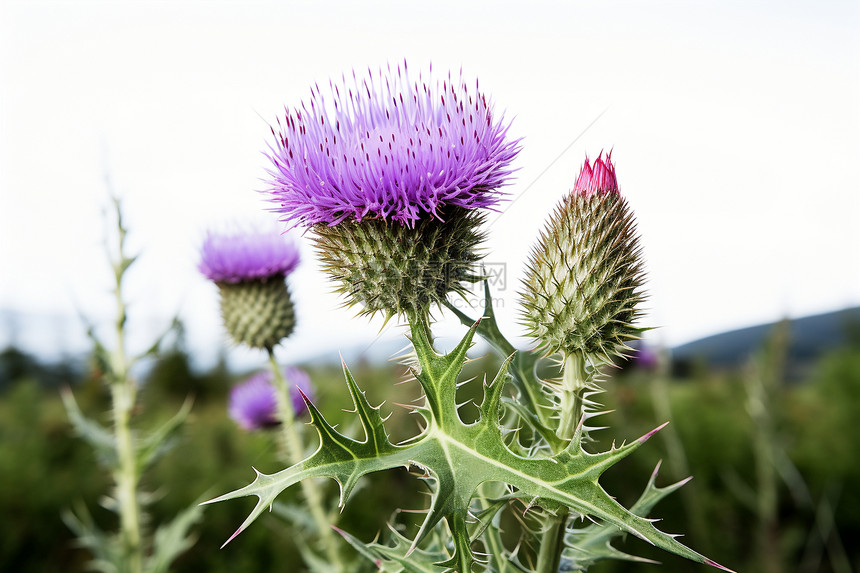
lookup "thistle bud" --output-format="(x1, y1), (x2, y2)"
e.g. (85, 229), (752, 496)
(199, 230), (300, 349)
(521, 152), (645, 366)
(263, 65), (520, 321)
(313, 208), (485, 320)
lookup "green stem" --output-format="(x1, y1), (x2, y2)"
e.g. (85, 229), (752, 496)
(536, 507), (570, 573)
(267, 350), (344, 572)
(110, 244), (142, 573)
(557, 353), (588, 442)
(539, 354), (590, 571)
(112, 382), (142, 573)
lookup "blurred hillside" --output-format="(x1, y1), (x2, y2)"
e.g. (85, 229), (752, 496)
(672, 306), (860, 380)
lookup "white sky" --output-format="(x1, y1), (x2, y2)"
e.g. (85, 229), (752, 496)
(1, 0), (859, 365)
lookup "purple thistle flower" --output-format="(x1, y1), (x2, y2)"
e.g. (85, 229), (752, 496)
(228, 367), (314, 431)
(199, 230), (300, 284)
(573, 151), (618, 196)
(283, 366), (314, 412)
(264, 63), (520, 228)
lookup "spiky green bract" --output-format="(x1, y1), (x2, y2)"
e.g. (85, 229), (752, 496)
(313, 207), (485, 321)
(521, 191), (645, 365)
(204, 319), (727, 572)
(560, 462), (692, 572)
(217, 278), (295, 349)
(444, 280), (560, 451)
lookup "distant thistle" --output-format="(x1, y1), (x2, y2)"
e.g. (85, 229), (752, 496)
(521, 152), (645, 365)
(264, 64), (519, 320)
(229, 367), (313, 431)
(199, 230), (299, 349)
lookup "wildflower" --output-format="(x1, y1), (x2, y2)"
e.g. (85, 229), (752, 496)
(264, 63), (519, 320)
(199, 230), (299, 349)
(199, 230), (299, 283)
(229, 367), (313, 431)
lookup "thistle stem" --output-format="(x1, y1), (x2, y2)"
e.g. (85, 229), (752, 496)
(536, 507), (570, 573)
(541, 354), (589, 571)
(267, 350), (343, 572)
(111, 380), (143, 573)
(109, 220), (143, 573)
(557, 353), (588, 442)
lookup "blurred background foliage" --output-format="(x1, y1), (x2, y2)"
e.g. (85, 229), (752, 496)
(1, 315), (858, 572)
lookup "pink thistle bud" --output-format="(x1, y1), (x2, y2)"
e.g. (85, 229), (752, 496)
(573, 151), (618, 196)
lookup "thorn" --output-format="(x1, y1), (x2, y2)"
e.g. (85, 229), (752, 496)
(220, 526), (243, 549)
(638, 421), (670, 443)
(705, 558), (737, 572)
(651, 459), (663, 481)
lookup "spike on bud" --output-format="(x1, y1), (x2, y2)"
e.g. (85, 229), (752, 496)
(217, 279), (296, 349)
(520, 151), (645, 366)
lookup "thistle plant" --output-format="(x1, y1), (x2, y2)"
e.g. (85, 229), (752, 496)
(62, 198), (201, 573)
(199, 228), (345, 571)
(199, 230), (299, 349)
(204, 64), (732, 572)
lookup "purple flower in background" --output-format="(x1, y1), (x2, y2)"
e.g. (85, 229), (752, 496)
(228, 372), (278, 430)
(573, 151), (618, 196)
(283, 366), (314, 412)
(633, 343), (659, 371)
(199, 230), (300, 284)
(228, 367), (314, 431)
(264, 63), (520, 228)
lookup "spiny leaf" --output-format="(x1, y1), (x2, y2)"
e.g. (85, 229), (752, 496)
(61, 389), (116, 467)
(336, 525), (445, 573)
(206, 324), (730, 571)
(62, 503), (123, 573)
(146, 499), (205, 573)
(133, 316), (181, 365)
(478, 353), (516, 424)
(137, 397), (193, 471)
(407, 316), (479, 429)
(561, 461), (691, 570)
(342, 357), (391, 453)
(443, 282), (560, 451)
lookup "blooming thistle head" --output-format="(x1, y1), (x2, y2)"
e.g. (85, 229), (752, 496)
(521, 152), (645, 366)
(228, 367), (313, 431)
(264, 63), (519, 321)
(199, 230), (299, 350)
